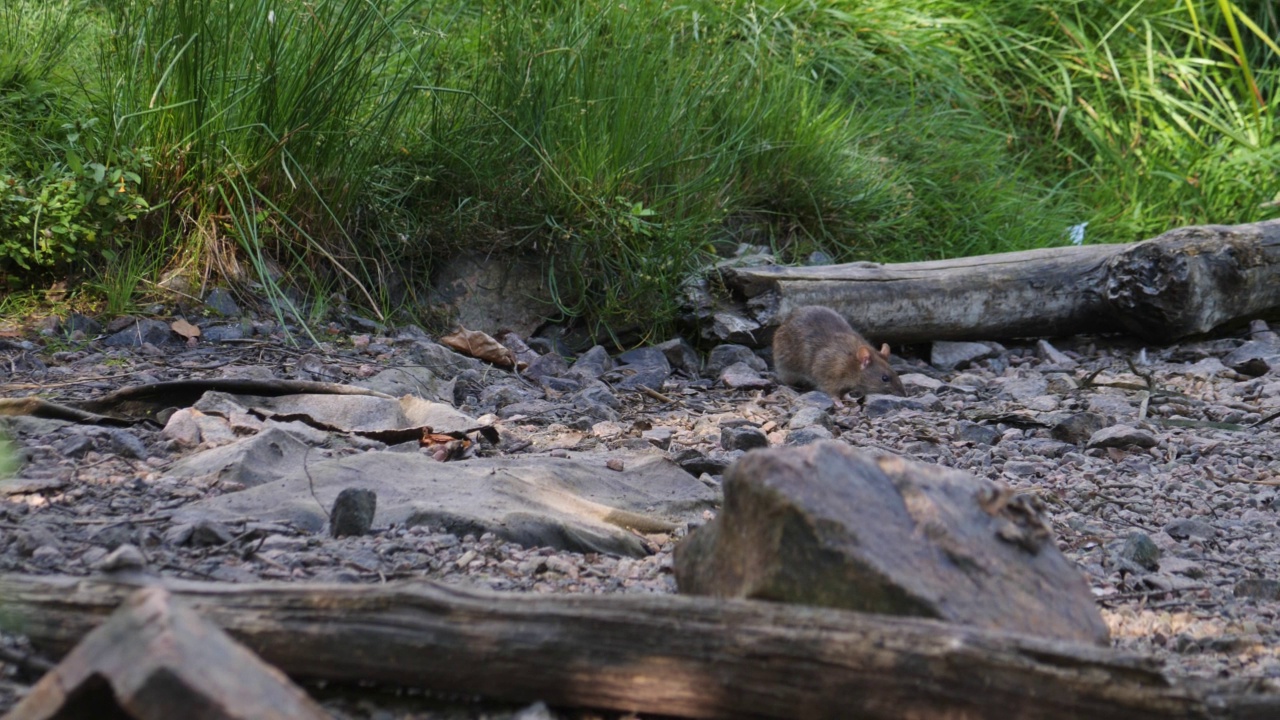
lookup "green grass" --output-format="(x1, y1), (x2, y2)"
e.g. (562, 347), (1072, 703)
(0, 0), (1275, 338)
(953, 0), (1279, 242)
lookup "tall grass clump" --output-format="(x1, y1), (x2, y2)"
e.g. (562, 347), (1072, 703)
(96, 0), (431, 314)
(732, 1), (1091, 259)
(397, 0), (1081, 333)
(8, 0), (1273, 338)
(954, 0), (1279, 243)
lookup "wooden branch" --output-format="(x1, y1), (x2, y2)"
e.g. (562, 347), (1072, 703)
(720, 220), (1280, 345)
(11, 587), (329, 720)
(1, 573), (1275, 719)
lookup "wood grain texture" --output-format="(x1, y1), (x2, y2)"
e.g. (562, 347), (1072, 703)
(2, 573), (1276, 719)
(721, 220), (1280, 345)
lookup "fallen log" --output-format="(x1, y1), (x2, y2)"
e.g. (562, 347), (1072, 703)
(9, 587), (329, 720)
(716, 220), (1280, 345)
(1, 573), (1277, 720)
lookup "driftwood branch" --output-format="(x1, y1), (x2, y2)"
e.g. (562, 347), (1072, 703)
(718, 220), (1280, 345)
(1, 573), (1276, 719)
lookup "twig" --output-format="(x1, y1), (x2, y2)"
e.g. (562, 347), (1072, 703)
(158, 562), (220, 580)
(1212, 475), (1280, 487)
(1125, 357), (1158, 390)
(0, 367), (158, 391)
(640, 386), (676, 404)
(304, 445), (330, 520)
(70, 515), (171, 526)
(1252, 408), (1280, 428)
(1097, 585), (1213, 604)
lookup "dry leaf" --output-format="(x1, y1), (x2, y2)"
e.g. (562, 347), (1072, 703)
(421, 430), (473, 462)
(440, 326), (518, 369)
(171, 318), (201, 340)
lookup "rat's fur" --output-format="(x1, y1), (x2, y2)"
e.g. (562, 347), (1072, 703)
(772, 305), (905, 401)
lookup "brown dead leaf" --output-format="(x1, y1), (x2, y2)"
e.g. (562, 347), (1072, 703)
(420, 431), (458, 445)
(420, 430), (473, 462)
(440, 326), (520, 369)
(171, 318), (201, 340)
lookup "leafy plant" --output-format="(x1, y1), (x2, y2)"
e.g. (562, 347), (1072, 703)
(0, 124), (149, 277)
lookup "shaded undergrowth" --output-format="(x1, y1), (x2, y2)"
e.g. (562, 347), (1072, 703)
(0, 0), (1275, 336)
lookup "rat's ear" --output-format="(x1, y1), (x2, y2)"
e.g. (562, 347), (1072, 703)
(879, 343), (891, 359)
(856, 345), (873, 369)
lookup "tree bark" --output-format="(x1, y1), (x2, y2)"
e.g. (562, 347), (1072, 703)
(1, 573), (1276, 720)
(718, 220), (1280, 345)
(10, 587), (330, 720)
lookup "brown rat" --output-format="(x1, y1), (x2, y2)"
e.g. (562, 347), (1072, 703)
(772, 305), (905, 403)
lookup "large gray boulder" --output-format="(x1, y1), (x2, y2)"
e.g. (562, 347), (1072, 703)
(675, 441), (1109, 645)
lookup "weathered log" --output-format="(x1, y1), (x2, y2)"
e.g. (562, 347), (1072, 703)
(1, 573), (1277, 720)
(8, 586), (329, 720)
(718, 220), (1280, 345)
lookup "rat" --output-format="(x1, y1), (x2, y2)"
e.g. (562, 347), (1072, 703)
(771, 305), (906, 404)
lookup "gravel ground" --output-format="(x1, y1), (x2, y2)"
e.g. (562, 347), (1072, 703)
(2, 314), (1280, 716)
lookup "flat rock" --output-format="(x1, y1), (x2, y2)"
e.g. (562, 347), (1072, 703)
(610, 347), (672, 391)
(784, 426), (833, 445)
(1223, 338), (1280, 375)
(719, 362), (771, 390)
(204, 288), (241, 317)
(167, 427), (311, 488)
(705, 344), (766, 377)
(524, 352), (570, 382)
(1051, 412), (1108, 444)
(102, 318), (176, 347)
(1164, 518), (1218, 540)
(956, 422), (1000, 446)
(203, 324), (246, 342)
(354, 366), (446, 401)
(721, 425), (768, 451)
(196, 392), (482, 436)
(567, 345), (612, 382)
(175, 452), (718, 557)
(863, 393), (939, 417)
(1087, 425), (1158, 449)
(1036, 339), (1077, 367)
(674, 441), (1109, 645)
(787, 406), (833, 432)
(428, 254), (555, 337)
(705, 310), (762, 345)
(1000, 375), (1049, 402)
(930, 341), (997, 370)
(163, 408), (236, 449)
(655, 337), (701, 376)
(407, 341), (483, 380)
(1234, 578), (1280, 601)
(672, 448), (733, 477)
(607, 364), (670, 392)
(65, 312), (103, 336)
